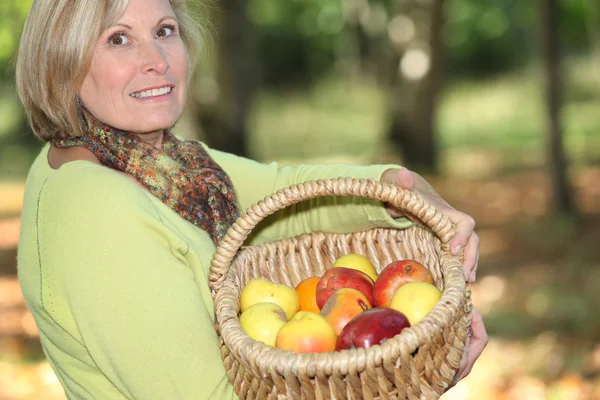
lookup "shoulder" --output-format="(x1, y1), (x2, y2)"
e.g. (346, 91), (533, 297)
(48, 145), (101, 169)
(40, 161), (158, 225)
(46, 161), (138, 198)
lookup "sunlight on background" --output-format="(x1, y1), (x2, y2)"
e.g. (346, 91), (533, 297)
(388, 15), (416, 45)
(400, 48), (430, 81)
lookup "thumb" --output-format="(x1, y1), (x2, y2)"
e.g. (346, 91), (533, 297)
(395, 168), (415, 190)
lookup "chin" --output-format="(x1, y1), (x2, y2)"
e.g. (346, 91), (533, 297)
(130, 115), (179, 134)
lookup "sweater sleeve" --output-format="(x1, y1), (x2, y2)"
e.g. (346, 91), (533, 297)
(205, 146), (413, 244)
(37, 164), (236, 400)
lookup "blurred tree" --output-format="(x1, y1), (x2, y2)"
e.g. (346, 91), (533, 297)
(538, 0), (577, 216)
(444, 0), (534, 77)
(0, 0), (39, 179)
(584, 0), (600, 85)
(2, 0), (598, 176)
(246, 0), (344, 87)
(196, 0), (259, 157)
(385, 0), (446, 173)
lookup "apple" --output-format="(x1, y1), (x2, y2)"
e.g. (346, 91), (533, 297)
(239, 302), (287, 347)
(316, 267), (375, 309)
(332, 253), (378, 281)
(275, 311), (337, 353)
(336, 308), (411, 351)
(373, 259), (434, 308)
(240, 278), (300, 320)
(320, 288), (371, 336)
(389, 282), (442, 325)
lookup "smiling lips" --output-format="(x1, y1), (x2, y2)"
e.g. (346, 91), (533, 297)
(130, 86), (172, 99)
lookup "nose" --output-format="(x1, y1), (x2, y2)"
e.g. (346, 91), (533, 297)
(140, 41), (168, 75)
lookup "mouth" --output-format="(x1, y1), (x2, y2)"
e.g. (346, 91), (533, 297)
(130, 85), (173, 99)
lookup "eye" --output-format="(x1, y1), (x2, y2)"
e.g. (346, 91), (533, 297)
(156, 24), (176, 38)
(108, 32), (129, 46)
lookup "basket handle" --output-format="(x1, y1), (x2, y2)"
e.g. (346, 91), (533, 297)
(209, 177), (457, 296)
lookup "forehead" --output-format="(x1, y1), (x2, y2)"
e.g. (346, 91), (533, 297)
(113, 0), (176, 23)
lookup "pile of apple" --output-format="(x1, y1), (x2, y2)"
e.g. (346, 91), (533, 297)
(238, 254), (442, 353)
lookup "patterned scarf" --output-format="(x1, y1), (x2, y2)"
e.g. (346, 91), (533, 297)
(53, 125), (240, 244)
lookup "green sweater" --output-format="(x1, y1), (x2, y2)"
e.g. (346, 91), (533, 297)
(17, 143), (411, 400)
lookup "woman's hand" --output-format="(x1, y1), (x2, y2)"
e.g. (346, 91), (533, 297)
(381, 168), (479, 282)
(451, 308), (488, 386)
(381, 167), (488, 384)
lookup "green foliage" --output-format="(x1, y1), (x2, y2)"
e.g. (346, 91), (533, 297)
(444, 0), (534, 76)
(0, 1), (35, 179)
(246, 0), (595, 83)
(0, 0), (32, 77)
(0, 0), (598, 179)
(248, 0), (346, 86)
(445, 0), (593, 77)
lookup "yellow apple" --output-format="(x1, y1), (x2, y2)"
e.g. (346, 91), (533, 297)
(275, 311), (337, 353)
(389, 282), (442, 325)
(240, 278), (300, 320)
(239, 302), (287, 347)
(332, 253), (378, 281)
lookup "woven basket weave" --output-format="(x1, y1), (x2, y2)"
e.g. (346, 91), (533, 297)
(209, 178), (472, 400)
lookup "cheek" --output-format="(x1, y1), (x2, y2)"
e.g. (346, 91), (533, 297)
(79, 77), (110, 118)
(80, 60), (133, 109)
(173, 47), (190, 103)
(79, 77), (109, 120)
(171, 41), (190, 80)
(79, 68), (101, 107)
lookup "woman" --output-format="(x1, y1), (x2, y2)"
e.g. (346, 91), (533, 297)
(15, 0), (487, 398)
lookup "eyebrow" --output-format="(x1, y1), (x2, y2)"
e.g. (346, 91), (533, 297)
(112, 16), (177, 30)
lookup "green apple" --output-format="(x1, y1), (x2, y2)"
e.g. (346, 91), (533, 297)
(240, 278), (300, 320)
(239, 302), (288, 347)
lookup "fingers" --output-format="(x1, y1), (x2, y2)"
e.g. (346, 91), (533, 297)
(384, 169), (480, 282)
(388, 168), (486, 388)
(464, 309), (488, 377)
(452, 309), (488, 384)
(381, 168), (415, 219)
(447, 210), (475, 255)
(449, 335), (470, 388)
(394, 168), (415, 190)
(380, 168), (400, 186)
(462, 233), (480, 282)
(445, 209), (478, 281)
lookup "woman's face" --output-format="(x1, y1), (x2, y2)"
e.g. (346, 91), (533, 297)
(79, 0), (188, 137)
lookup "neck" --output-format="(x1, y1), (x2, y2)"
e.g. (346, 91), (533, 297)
(81, 108), (165, 150)
(135, 130), (165, 150)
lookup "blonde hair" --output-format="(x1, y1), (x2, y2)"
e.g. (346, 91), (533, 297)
(16, 0), (204, 141)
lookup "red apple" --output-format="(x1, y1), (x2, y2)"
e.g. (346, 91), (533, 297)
(316, 267), (375, 309)
(336, 307), (411, 351)
(373, 260), (434, 308)
(320, 288), (372, 336)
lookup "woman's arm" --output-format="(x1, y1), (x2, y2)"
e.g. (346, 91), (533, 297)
(36, 164), (236, 400)
(205, 146), (412, 244)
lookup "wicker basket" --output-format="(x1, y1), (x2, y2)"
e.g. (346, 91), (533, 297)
(209, 178), (472, 400)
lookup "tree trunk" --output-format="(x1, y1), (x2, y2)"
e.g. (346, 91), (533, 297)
(584, 0), (600, 64)
(539, 0), (577, 215)
(387, 0), (445, 173)
(199, 0), (258, 157)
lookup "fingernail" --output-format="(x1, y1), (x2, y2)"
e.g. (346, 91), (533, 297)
(453, 245), (463, 255)
(469, 270), (477, 282)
